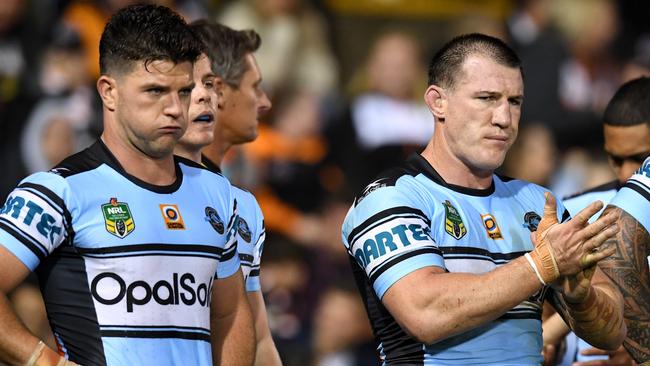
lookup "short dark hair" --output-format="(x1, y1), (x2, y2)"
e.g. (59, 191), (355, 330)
(428, 33), (522, 89)
(190, 20), (261, 88)
(99, 4), (203, 75)
(603, 77), (650, 127)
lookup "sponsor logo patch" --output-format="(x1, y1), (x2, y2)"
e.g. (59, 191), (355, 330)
(102, 198), (135, 238)
(481, 213), (503, 239)
(443, 200), (466, 240)
(159, 204), (185, 230)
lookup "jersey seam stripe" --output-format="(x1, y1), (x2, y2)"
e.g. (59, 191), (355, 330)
(624, 181), (650, 201)
(221, 245), (237, 261)
(17, 183), (76, 248)
(0, 219), (48, 258)
(348, 212), (430, 246)
(76, 243), (225, 255)
(81, 252), (221, 259)
(99, 329), (211, 342)
(348, 213), (429, 246)
(440, 246), (527, 260)
(442, 255), (512, 264)
(17, 182), (65, 212)
(628, 178), (650, 194)
(100, 325), (210, 332)
(368, 247), (442, 283)
(16, 187), (64, 216)
(347, 206), (430, 244)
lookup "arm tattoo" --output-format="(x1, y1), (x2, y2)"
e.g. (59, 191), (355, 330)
(598, 206), (650, 363)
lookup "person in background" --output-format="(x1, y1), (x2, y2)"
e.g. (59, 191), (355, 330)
(598, 156), (650, 364)
(174, 20), (280, 366)
(547, 77), (650, 365)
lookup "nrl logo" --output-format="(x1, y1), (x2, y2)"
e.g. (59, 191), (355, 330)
(102, 198), (135, 238)
(442, 200), (467, 240)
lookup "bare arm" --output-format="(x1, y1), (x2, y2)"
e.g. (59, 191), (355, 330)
(247, 291), (282, 366)
(383, 256), (542, 343)
(542, 311), (570, 347)
(0, 246), (62, 365)
(211, 270), (256, 366)
(383, 195), (617, 344)
(550, 265), (627, 351)
(597, 206), (650, 363)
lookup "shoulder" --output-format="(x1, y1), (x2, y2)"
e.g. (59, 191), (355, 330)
(562, 180), (619, 215)
(495, 175), (571, 223)
(563, 180), (619, 201)
(610, 159), (650, 231)
(353, 159), (425, 207)
(343, 162), (431, 244)
(495, 174), (550, 199)
(176, 155), (231, 187)
(49, 142), (106, 178)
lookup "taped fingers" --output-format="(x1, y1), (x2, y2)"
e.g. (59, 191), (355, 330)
(538, 192), (559, 234)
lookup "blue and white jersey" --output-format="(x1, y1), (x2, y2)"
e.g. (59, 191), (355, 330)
(341, 154), (569, 365)
(563, 180), (619, 223)
(610, 157), (650, 233)
(203, 157), (265, 292)
(0, 141), (240, 366)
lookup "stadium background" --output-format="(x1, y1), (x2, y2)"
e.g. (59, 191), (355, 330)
(0, 0), (648, 364)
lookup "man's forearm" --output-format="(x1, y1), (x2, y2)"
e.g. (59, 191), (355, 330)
(254, 334), (281, 366)
(0, 294), (57, 365)
(211, 300), (256, 365)
(598, 207), (650, 363)
(248, 291), (281, 366)
(564, 284), (626, 350)
(384, 256), (544, 344)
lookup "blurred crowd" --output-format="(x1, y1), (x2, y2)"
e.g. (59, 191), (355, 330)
(0, 0), (648, 365)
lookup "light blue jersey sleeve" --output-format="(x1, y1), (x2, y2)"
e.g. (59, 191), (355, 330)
(0, 172), (73, 270)
(244, 193), (264, 292)
(341, 182), (445, 299)
(214, 187), (241, 279)
(610, 157), (650, 232)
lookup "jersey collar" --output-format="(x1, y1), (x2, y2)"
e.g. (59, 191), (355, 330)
(93, 139), (183, 194)
(408, 153), (495, 196)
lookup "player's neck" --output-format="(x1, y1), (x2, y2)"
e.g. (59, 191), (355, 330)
(422, 139), (493, 190)
(202, 131), (231, 167)
(101, 133), (177, 186)
(174, 144), (202, 164)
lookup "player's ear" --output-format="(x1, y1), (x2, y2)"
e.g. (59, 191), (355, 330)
(215, 77), (231, 110)
(424, 85), (447, 121)
(97, 75), (117, 111)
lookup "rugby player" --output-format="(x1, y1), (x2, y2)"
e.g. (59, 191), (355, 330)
(341, 33), (626, 365)
(174, 21), (279, 365)
(550, 77), (650, 365)
(601, 156), (650, 364)
(0, 5), (253, 365)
